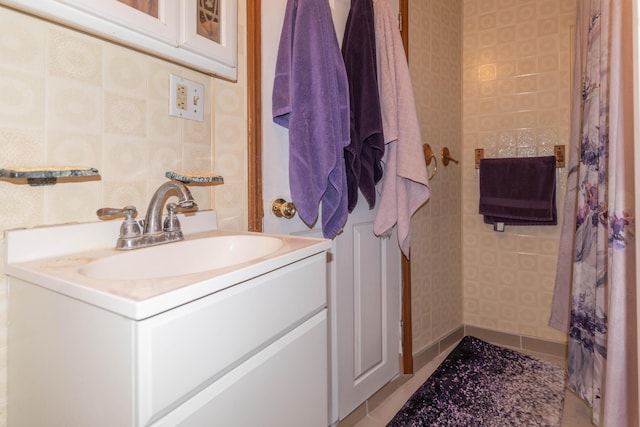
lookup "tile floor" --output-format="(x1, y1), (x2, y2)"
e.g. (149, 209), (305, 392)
(351, 343), (594, 427)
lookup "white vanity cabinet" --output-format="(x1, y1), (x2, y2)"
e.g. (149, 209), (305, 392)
(1, 0), (237, 79)
(8, 252), (328, 427)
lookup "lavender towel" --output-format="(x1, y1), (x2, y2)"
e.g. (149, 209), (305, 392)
(373, 0), (430, 257)
(342, 0), (385, 212)
(272, 0), (350, 239)
(479, 156), (557, 225)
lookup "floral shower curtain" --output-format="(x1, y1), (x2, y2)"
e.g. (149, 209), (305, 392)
(549, 1), (637, 426)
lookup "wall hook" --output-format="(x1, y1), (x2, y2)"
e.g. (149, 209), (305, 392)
(441, 147), (459, 166)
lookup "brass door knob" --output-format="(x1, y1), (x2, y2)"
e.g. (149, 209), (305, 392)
(272, 198), (296, 219)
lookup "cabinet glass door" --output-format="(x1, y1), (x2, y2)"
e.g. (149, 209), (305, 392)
(196, 0), (221, 43)
(56, 0), (178, 44)
(117, 0), (159, 18)
(180, 0), (237, 68)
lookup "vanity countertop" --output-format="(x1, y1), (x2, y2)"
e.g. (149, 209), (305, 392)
(4, 211), (330, 320)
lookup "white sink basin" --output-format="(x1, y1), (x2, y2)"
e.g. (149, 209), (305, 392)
(5, 211), (331, 319)
(79, 234), (285, 280)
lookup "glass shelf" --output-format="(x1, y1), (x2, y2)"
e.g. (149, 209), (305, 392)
(0, 167), (100, 186)
(166, 170), (224, 184)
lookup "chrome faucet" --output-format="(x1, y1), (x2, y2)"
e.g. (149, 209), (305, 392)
(97, 180), (198, 250)
(143, 181), (196, 235)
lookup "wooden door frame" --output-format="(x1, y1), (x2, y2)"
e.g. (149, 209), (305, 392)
(398, 0), (412, 376)
(246, 0), (413, 375)
(247, 0), (263, 233)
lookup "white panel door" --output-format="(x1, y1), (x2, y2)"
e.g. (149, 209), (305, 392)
(261, 0), (401, 424)
(334, 198), (401, 420)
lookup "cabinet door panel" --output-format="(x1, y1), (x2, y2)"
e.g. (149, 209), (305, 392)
(8, 279), (136, 427)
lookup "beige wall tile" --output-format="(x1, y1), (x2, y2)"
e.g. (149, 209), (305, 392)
(461, 0), (573, 346)
(47, 78), (103, 132)
(0, 4), (248, 425)
(0, 71), (45, 127)
(409, 0), (464, 355)
(47, 27), (102, 84)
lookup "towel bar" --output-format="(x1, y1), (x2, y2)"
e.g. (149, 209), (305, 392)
(474, 145), (565, 169)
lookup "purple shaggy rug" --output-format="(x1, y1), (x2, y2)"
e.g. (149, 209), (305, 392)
(387, 336), (566, 427)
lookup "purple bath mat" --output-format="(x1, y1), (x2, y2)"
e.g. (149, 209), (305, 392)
(387, 336), (566, 426)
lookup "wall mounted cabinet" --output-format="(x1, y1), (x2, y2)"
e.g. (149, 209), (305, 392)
(1, 0), (237, 80)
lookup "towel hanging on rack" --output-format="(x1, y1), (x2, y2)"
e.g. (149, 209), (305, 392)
(478, 156), (557, 228)
(342, 0), (385, 212)
(372, 0), (430, 257)
(272, 0), (350, 239)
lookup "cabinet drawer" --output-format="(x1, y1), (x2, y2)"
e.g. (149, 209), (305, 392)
(136, 253), (327, 425)
(153, 310), (328, 427)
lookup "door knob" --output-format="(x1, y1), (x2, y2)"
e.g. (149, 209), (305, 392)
(272, 198), (296, 219)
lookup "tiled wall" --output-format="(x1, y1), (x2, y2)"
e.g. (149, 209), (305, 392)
(0, 4), (248, 425)
(462, 0), (575, 341)
(409, 0), (464, 355)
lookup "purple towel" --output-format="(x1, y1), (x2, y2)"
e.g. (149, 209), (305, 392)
(272, 0), (350, 239)
(342, 0), (385, 212)
(479, 156), (557, 226)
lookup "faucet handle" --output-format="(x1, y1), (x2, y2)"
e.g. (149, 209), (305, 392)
(163, 203), (181, 232)
(97, 205), (137, 219)
(97, 206), (141, 239)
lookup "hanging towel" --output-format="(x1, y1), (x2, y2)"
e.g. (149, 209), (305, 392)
(372, 0), (431, 258)
(272, 0), (350, 239)
(342, 0), (385, 212)
(479, 156), (557, 226)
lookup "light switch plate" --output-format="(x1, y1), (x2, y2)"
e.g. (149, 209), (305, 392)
(169, 74), (205, 122)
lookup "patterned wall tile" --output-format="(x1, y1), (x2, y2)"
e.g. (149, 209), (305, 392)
(104, 92), (147, 137)
(147, 105), (182, 142)
(44, 181), (102, 225)
(0, 71), (45, 127)
(0, 184), (45, 230)
(409, 0), (464, 354)
(46, 132), (102, 169)
(46, 78), (103, 132)
(0, 10), (45, 73)
(47, 27), (102, 85)
(104, 45), (148, 97)
(0, 127), (43, 167)
(0, 4), (249, 424)
(463, 0), (573, 343)
(147, 140), (182, 177)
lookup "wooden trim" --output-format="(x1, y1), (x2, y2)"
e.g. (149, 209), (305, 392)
(400, 0), (409, 59)
(247, 0), (263, 232)
(401, 253), (413, 374)
(399, 0), (413, 375)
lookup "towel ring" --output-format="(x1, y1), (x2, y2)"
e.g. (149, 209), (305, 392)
(423, 144), (437, 180)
